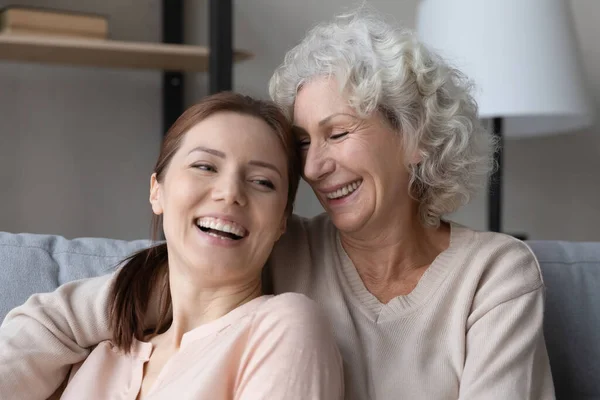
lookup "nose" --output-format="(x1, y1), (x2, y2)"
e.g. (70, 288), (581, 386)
(302, 143), (335, 182)
(211, 173), (247, 207)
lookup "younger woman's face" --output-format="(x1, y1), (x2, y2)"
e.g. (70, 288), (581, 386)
(150, 111), (289, 286)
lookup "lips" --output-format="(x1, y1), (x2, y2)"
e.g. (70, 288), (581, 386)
(324, 180), (363, 200)
(195, 216), (248, 240)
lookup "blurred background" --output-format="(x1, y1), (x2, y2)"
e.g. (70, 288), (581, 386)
(0, 0), (598, 241)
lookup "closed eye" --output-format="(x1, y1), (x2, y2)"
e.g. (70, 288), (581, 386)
(297, 139), (310, 151)
(330, 131), (348, 140)
(297, 131), (348, 151)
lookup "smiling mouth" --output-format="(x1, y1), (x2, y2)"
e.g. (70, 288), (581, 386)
(325, 180), (363, 200)
(195, 217), (247, 241)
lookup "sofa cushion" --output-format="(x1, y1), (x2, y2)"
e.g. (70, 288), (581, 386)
(0, 232), (150, 323)
(527, 241), (600, 400)
(1, 232), (599, 399)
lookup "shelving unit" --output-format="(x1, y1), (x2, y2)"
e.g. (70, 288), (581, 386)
(1, 0), (244, 134)
(0, 34), (252, 72)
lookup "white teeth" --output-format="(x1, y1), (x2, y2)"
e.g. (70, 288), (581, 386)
(207, 231), (228, 239)
(197, 217), (247, 238)
(326, 180), (362, 199)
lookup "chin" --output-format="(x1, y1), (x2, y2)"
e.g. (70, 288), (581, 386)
(329, 212), (367, 234)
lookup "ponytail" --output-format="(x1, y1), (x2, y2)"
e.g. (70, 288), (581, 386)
(108, 243), (172, 352)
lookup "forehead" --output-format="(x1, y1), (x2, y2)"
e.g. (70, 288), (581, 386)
(293, 77), (353, 128)
(178, 112), (287, 166)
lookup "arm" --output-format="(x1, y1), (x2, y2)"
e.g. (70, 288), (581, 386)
(234, 293), (344, 400)
(0, 273), (115, 400)
(459, 247), (555, 399)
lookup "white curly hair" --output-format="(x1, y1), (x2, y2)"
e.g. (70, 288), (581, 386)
(268, 7), (496, 227)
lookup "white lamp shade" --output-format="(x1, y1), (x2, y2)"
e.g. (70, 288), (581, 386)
(416, 0), (594, 137)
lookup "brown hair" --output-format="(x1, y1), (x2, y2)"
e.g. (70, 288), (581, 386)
(109, 92), (301, 352)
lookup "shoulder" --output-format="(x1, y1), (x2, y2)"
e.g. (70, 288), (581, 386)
(272, 213), (336, 258)
(268, 213), (337, 291)
(235, 295), (343, 398)
(278, 213), (334, 245)
(466, 226), (543, 289)
(250, 293), (333, 339)
(257, 293), (328, 324)
(450, 223), (545, 316)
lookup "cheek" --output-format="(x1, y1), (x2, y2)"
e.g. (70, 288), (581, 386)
(164, 177), (203, 212)
(255, 192), (287, 227)
(299, 153), (308, 176)
(271, 192), (288, 217)
(339, 140), (373, 169)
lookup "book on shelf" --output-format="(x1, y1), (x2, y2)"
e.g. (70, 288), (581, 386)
(0, 5), (108, 40)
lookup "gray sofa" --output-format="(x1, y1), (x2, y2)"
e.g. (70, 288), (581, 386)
(0, 232), (598, 399)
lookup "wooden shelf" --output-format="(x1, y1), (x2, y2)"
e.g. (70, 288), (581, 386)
(0, 34), (253, 72)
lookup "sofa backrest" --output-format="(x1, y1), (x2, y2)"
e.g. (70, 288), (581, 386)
(527, 241), (600, 400)
(1, 232), (599, 399)
(0, 232), (150, 322)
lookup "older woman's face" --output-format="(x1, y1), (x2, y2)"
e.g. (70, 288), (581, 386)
(150, 112), (289, 284)
(293, 77), (412, 234)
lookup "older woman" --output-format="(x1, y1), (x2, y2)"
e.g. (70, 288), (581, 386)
(0, 8), (554, 400)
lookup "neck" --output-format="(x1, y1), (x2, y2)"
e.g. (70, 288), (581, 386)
(161, 268), (262, 348)
(340, 210), (450, 283)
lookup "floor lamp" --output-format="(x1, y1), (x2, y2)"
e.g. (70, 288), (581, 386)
(416, 0), (593, 233)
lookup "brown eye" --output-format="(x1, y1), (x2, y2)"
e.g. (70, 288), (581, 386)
(251, 179), (275, 190)
(192, 163), (216, 172)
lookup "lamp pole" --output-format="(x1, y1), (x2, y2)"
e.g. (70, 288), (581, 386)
(489, 117), (503, 233)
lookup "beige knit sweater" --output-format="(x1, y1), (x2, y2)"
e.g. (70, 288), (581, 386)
(0, 214), (555, 399)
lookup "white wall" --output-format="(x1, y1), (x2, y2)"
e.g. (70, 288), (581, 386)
(1, 0), (598, 241)
(0, 0), (162, 239)
(435, 0), (600, 241)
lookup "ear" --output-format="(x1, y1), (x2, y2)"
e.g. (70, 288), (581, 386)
(149, 173), (164, 215)
(393, 125), (422, 166)
(276, 214), (288, 241)
(408, 153), (422, 166)
(406, 147), (423, 166)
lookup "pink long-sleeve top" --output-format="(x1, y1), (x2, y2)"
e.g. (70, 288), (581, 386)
(59, 293), (344, 400)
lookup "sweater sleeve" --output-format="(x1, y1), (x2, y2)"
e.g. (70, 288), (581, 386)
(458, 247), (556, 399)
(234, 293), (344, 400)
(0, 273), (116, 400)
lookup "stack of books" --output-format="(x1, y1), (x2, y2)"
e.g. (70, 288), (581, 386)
(0, 6), (109, 40)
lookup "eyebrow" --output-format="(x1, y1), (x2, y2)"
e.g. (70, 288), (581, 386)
(189, 146), (225, 158)
(249, 160), (282, 177)
(318, 112), (358, 127)
(188, 146), (282, 178)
